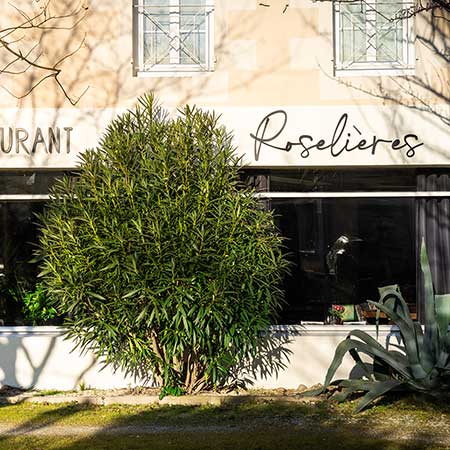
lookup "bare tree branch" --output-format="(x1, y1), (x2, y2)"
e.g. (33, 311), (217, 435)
(0, 0), (89, 105)
(308, 0), (450, 20)
(310, 0), (450, 129)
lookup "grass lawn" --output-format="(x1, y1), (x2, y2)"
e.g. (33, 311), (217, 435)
(0, 394), (448, 449)
(1, 429), (445, 450)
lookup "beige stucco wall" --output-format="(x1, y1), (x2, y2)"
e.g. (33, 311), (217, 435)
(0, 0), (448, 110)
(0, 325), (399, 390)
(0, 0), (448, 169)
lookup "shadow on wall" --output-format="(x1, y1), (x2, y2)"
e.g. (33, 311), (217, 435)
(1, 1), (298, 110)
(230, 326), (297, 389)
(0, 326), (294, 391)
(0, 331), (57, 389)
(0, 328), (154, 391)
(331, 8), (450, 153)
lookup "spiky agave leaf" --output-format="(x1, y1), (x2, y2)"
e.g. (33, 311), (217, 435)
(368, 300), (430, 379)
(331, 379), (383, 403)
(421, 240), (440, 364)
(435, 294), (450, 341)
(330, 379), (405, 412)
(435, 294), (450, 369)
(354, 380), (404, 413)
(318, 239), (450, 412)
(319, 329), (428, 411)
(374, 284), (433, 376)
(378, 285), (412, 324)
(322, 333), (413, 389)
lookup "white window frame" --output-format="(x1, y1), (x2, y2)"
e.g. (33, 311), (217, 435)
(333, 0), (415, 77)
(133, 0), (215, 77)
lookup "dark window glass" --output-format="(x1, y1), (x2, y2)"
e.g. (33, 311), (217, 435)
(241, 168), (450, 324)
(272, 198), (416, 323)
(0, 202), (47, 325)
(0, 171), (70, 325)
(0, 171), (66, 195)
(242, 168), (450, 193)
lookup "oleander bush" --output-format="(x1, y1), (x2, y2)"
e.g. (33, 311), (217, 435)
(35, 95), (288, 395)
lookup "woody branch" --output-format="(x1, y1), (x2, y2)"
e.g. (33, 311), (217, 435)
(0, 0), (89, 105)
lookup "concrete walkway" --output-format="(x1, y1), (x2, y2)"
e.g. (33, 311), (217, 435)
(0, 388), (318, 407)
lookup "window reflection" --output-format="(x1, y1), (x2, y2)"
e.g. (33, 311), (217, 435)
(0, 202), (46, 325)
(273, 198), (416, 323)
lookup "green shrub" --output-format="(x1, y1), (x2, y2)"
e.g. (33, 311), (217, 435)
(22, 283), (57, 325)
(36, 95), (288, 394)
(316, 240), (450, 412)
(5, 280), (57, 326)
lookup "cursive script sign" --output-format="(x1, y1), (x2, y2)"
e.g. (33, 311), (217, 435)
(250, 111), (423, 162)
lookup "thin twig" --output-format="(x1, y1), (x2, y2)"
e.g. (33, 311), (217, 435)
(0, 0), (89, 105)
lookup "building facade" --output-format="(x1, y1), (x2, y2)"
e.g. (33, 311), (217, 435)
(0, 0), (449, 389)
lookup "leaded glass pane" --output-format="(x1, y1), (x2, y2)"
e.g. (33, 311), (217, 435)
(376, 1), (403, 62)
(180, 32), (205, 64)
(340, 3), (367, 64)
(143, 1), (170, 65)
(180, 0), (206, 64)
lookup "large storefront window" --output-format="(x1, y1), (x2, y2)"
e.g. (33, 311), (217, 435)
(272, 197), (415, 323)
(0, 172), (66, 326)
(244, 168), (450, 324)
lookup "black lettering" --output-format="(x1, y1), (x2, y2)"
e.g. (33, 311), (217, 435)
(15, 128), (29, 154)
(0, 128), (13, 153)
(250, 111), (423, 160)
(298, 135), (314, 158)
(329, 114), (348, 157)
(355, 139), (368, 150)
(32, 127), (47, 154)
(391, 138), (402, 149)
(371, 137), (394, 156)
(403, 134), (424, 158)
(48, 128), (60, 154)
(250, 110), (288, 161)
(315, 139), (328, 150)
(285, 141), (294, 152)
(64, 127), (73, 154)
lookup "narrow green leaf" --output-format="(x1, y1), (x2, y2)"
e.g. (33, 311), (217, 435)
(355, 380), (404, 413)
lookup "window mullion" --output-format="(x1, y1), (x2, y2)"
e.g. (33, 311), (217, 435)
(169, 0), (180, 64)
(137, 0), (145, 72)
(403, 10), (411, 66)
(334, 2), (341, 70)
(366, 1), (377, 62)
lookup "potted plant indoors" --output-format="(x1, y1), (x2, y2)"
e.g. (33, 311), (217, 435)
(327, 304), (346, 324)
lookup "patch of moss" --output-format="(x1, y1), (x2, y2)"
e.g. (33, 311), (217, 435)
(32, 390), (64, 397)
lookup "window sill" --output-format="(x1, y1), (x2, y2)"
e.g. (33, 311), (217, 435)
(0, 324), (401, 334)
(269, 323), (401, 337)
(335, 67), (415, 77)
(135, 69), (214, 78)
(0, 326), (64, 336)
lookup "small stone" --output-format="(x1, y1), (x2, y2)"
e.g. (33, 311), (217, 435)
(296, 384), (308, 393)
(308, 383), (323, 391)
(272, 388), (287, 396)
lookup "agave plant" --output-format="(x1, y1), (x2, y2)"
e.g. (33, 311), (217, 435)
(319, 240), (450, 412)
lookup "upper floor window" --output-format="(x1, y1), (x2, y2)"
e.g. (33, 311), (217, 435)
(334, 0), (415, 76)
(133, 0), (215, 76)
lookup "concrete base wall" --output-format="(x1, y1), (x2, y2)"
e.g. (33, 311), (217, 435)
(0, 325), (400, 391)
